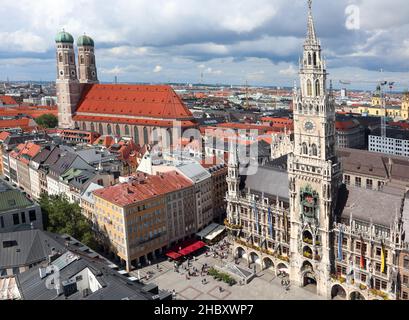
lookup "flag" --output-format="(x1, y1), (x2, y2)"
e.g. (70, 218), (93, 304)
(338, 227), (343, 262)
(360, 236), (365, 269)
(268, 207), (274, 239)
(253, 201), (259, 235)
(381, 242), (386, 274)
(283, 212), (288, 243)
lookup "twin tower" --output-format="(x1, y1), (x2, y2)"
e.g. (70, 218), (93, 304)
(55, 31), (99, 128)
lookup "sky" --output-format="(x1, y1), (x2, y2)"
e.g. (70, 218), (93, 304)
(1, 0), (409, 90)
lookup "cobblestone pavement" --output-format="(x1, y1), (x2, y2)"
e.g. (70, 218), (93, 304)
(129, 241), (325, 300)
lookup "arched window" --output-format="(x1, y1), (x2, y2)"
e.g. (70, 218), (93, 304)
(307, 80), (312, 96)
(74, 122), (79, 129)
(302, 143), (308, 155)
(90, 123), (95, 132)
(298, 103), (302, 112)
(125, 125), (130, 137)
(152, 127), (159, 143)
(115, 124), (120, 136)
(134, 127), (140, 145)
(167, 128), (173, 147)
(58, 53), (63, 63)
(312, 144), (318, 157)
(107, 124), (112, 135)
(143, 127), (149, 144)
(315, 80), (321, 96)
(82, 122), (87, 131)
(308, 53), (312, 65)
(313, 52), (317, 66)
(80, 55), (84, 64)
(99, 123), (103, 135)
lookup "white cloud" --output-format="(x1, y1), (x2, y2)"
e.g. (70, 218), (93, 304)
(153, 65), (163, 73)
(279, 64), (297, 77)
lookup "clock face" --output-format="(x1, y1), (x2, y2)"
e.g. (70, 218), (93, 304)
(304, 120), (316, 132)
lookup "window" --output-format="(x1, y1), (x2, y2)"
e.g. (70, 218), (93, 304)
(376, 247), (382, 256)
(356, 241), (361, 250)
(345, 175), (351, 185)
(13, 214), (19, 225)
(302, 143), (308, 155)
(403, 292), (409, 300)
(403, 275), (409, 285)
(115, 124), (120, 136)
(315, 80), (320, 96)
(307, 80), (312, 96)
(29, 210), (37, 222)
(355, 177), (362, 188)
(366, 179), (373, 190)
(134, 127), (140, 145)
(125, 125), (130, 137)
(311, 144), (318, 157)
(404, 257), (409, 269)
(21, 212), (26, 224)
(107, 124), (112, 135)
(143, 127), (149, 144)
(0, 216), (4, 229)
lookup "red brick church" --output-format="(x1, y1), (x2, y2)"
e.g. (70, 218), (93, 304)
(55, 31), (197, 146)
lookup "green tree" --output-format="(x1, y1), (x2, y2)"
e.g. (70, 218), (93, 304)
(39, 193), (97, 249)
(36, 114), (58, 128)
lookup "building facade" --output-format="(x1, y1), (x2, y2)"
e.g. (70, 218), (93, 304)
(225, 0), (408, 300)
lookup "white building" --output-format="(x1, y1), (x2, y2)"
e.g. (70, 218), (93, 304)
(369, 129), (409, 158)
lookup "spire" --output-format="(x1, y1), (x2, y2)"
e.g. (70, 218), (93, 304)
(306, 0), (317, 44)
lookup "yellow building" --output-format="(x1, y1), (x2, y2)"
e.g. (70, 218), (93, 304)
(93, 172), (193, 271)
(401, 92), (409, 120)
(358, 105), (402, 118)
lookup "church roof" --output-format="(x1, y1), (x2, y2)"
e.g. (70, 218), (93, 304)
(74, 84), (196, 123)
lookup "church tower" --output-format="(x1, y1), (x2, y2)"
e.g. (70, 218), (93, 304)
(55, 30), (81, 129)
(77, 34), (99, 84)
(226, 141), (242, 234)
(288, 0), (342, 298)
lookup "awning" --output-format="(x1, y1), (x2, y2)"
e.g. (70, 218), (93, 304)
(205, 225), (226, 241)
(196, 223), (219, 239)
(179, 241), (207, 256)
(166, 251), (183, 260)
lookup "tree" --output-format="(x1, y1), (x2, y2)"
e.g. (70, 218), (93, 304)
(36, 114), (58, 128)
(39, 193), (97, 249)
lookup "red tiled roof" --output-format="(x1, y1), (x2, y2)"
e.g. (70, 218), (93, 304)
(9, 142), (41, 164)
(72, 115), (197, 128)
(0, 118), (35, 130)
(94, 171), (193, 207)
(0, 131), (11, 141)
(75, 84), (195, 120)
(0, 95), (18, 105)
(336, 120), (359, 131)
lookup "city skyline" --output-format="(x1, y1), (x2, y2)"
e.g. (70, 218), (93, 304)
(1, 0), (409, 90)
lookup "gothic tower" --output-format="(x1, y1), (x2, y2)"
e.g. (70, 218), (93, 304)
(77, 34), (99, 84)
(288, 0), (342, 298)
(55, 30), (81, 129)
(226, 141), (241, 233)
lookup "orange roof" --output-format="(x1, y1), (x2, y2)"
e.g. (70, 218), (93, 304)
(217, 123), (272, 132)
(75, 84), (195, 121)
(93, 135), (115, 147)
(0, 118), (34, 130)
(336, 120), (359, 131)
(94, 171), (193, 207)
(0, 131), (11, 141)
(9, 142), (41, 164)
(0, 95), (18, 105)
(73, 115), (197, 128)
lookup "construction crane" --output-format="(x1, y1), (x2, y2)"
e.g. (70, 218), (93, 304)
(338, 74), (397, 139)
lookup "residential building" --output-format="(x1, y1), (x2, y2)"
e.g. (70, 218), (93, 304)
(1, 232), (171, 300)
(0, 180), (42, 233)
(93, 171), (193, 271)
(0, 229), (65, 277)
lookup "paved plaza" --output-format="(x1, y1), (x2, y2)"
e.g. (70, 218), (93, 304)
(130, 241), (325, 300)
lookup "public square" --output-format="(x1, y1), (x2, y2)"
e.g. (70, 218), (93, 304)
(130, 239), (324, 300)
